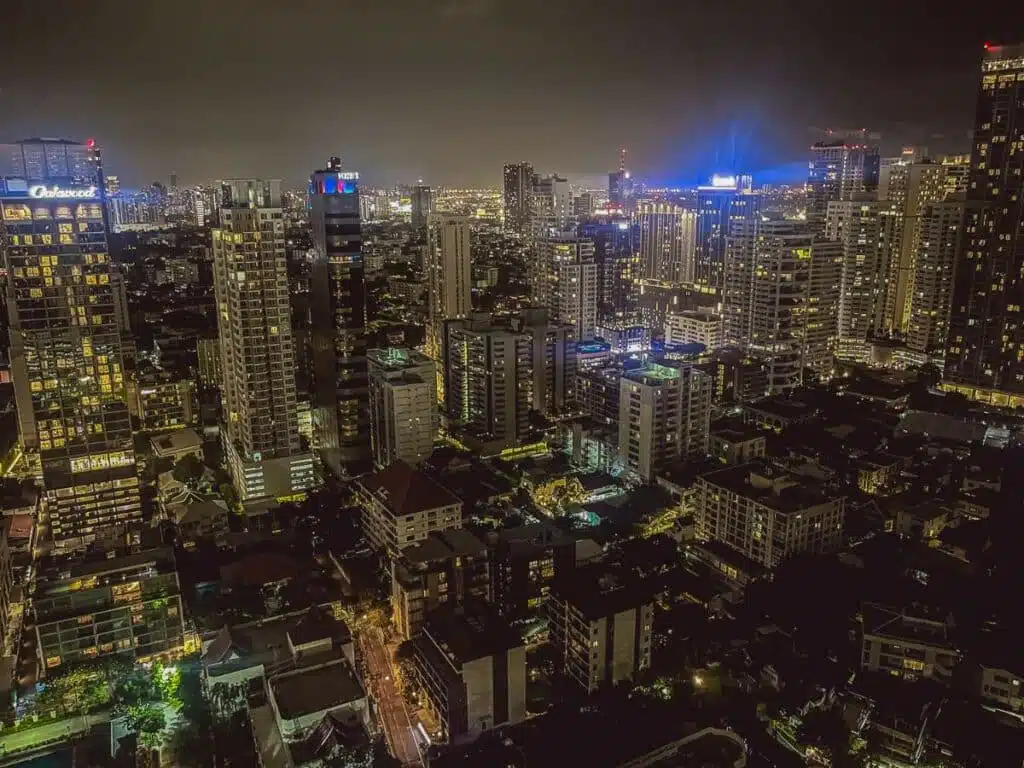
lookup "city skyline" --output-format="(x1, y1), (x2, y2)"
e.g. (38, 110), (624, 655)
(0, 0), (1004, 187)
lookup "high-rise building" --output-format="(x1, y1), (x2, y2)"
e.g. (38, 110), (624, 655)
(532, 233), (598, 341)
(444, 317), (531, 447)
(309, 159), (368, 475)
(636, 202), (696, 284)
(573, 192), (594, 217)
(807, 140), (880, 230)
(503, 162), (535, 234)
(425, 215), (472, 361)
(826, 198), (900, 354)
(530, 174), (573, 235)
(607, 148), (636, 213)
(0, 138), (142, 548)
(945, 43), (1024, 404)
(212, 179), (315, 502)
(578, 217), (637, 320)
(907, 199), (965, 355)
(695, 175), (761, 294)
(805, 239), (844, 378)
(104, 175), (120, 197)
(411, 183), (434, 229)
(520, 308), (577, 416)
(367, 347), (437, 469)
(878, 159), (953, 333)
(197, 335), (221, 388)
(618, 362), (711, 482)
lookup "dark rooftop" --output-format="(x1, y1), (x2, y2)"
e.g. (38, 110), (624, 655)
(421, 605), (523, 666)
(269, 656), (365, 720)
(550, 564), (658, 621)
(359, 460), (462, 517)
(698, 460), (843, 514)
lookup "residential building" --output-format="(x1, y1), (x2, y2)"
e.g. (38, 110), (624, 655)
(618, 362), (712, 482)
(503, 162), (535, 234)
(530, 174), (573, 235)
(309, 159), (369, 474)
(391, 529), (489, 640)
(367, 348), (437, 469)
(709, 422), (767, 464)
(636, 202), (696, 284)
(860, 603), (957, 682)
(426, 215), (472, 361)
(444, 317), (531, 448)
(805, 238), (843, 377)
(521, 309), (577, 416)
(807, 140), (880, 231)
(594, 319), (649, 354)
(33, 544), (185, 673)
(695, 460), (845, 569)
(0, 522), (12, 646)
(574, 367), (621, 426)
(411, 184), (433, 230)
(578, 217), (638, 320)
(1, 138), (142, 547)
(132, 367), (194, 430)
(545, 566), (655, 694)
(664, 310), (723, 350)
(356, 460), (462, 555)
(533, 233), (598, 341)
(213, 179), (315, 502)
(907, 198), (965, 355)
(410, 605), (527, 744)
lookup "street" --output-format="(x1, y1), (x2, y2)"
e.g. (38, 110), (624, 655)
(360, 629), (421, 767)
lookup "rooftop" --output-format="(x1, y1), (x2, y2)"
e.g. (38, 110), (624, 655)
(401, 528), (487, 567)
(698, 460), (843, 514)
(151, 427), (203, 457)
(745, 396), (815, 420)
(35, 545), (177, 585)
(421, 605), (523, 666)
(270, 656), (365, 720)
(358, 460), (462, 518)
(862, 602), (951, 648)
(550, 564), (658, 621)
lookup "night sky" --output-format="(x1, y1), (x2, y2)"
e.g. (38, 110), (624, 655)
(0, 0), (1016, 187)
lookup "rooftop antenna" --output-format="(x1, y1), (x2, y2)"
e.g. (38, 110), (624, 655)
(619, 147), (627, 173)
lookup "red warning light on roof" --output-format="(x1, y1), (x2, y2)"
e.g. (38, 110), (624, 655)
(86, 139), (96, 148)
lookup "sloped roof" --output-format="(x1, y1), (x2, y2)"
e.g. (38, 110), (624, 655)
(358, 460), (460, 517)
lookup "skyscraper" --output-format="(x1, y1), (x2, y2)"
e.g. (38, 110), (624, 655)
(578, 217), (637, 321)
(945, 43), (1024, 404)
(425, 215), (472, 361)
(807, 140), (880, 230)
(907, 198), (965, 355)
(695, 175), (761, 294)
(309, 158), (369, 475)
(533, 233), (598, 341)
(411, 183), (433, 230)
(213, 179), (315, 502)
(503, 162), (534, 234)
(636, 202), (696, 284)
(520, 308), (577, 416)
(1, 138), (141, 547)
(367, 348), (437, 469)
(608, 148), (636, 213)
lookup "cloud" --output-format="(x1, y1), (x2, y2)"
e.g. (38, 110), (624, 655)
(437, 0), (493, 20)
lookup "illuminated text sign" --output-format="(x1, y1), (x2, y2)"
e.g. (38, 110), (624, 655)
(29, 185), (98, 199)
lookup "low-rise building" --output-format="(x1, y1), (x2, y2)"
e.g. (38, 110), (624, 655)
(664, 310), (724, 350)
(356, 460), (463, 555)
(151, 427), (204, 464)
(695, 460), (845, 569)
(132, 367), (195, 430)
(34, 544), (185, 673)
(545, 566), (655, 694)
(392, 529), (490, 640)
(709, 421), (766, 464)
(860, 602), (958, 683)
(411, 605), (527, 745)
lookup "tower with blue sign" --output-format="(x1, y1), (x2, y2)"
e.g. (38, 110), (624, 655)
(309, 157), (369, 475)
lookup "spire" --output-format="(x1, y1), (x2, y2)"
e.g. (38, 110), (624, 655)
(619, 147), (627, 173)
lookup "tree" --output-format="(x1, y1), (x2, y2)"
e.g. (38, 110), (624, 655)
(172, 454), (205, 486)
(123, 703), (166, 742)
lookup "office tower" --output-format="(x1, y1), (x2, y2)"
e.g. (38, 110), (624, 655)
(945, 43), (1024, 403)
(807, 140), (880, 230)
(212, 179), (315, 502)
(503, 162), (535, 234)
(695, 460), (846, 569)
(530, 174), (572, 235)
(0, 138), (142, 548)
(104, 175), (120, 197)
(578, 217), (637, 320)
(309, 158), (368, 475)
(573, 192), (594, 217)
(878, 159), (952, 333)
(409, 605), (527, 744)
(391, 529), (489, 640)
(532, 233), (598, 341)
(444, 317), (531, 447)
(907, 199), (965, 355)
(695, 175), (761, 293)
(521, 308), (577, 415)
(356, 460), (463, 555)
(607, 148), (636, 213)
(367, 347), (437, 469)
(545, 566), (654, 694)
(618, 362), (711, 482)
(425, 214), (472, 361)
(636, 202), (696, 284)
(826, 198), (899, 354)
(33, 542), (184, 673)
(411, 183), (433, 229)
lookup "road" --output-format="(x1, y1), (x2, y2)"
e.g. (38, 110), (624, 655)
(360, 629), (421, 766)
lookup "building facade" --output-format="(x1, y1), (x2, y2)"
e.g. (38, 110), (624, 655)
(1, 138), (141, 547)
(637, 202), (696, 284)
(532, 233), (598, 341)
(426, 215), (472, 361)
(503, 162), (535, 234)
(367, 348), (437, 469)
